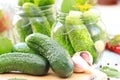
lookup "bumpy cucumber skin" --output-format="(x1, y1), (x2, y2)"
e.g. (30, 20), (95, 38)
(0, 52), (49, 75)
(26, 33), (74, 78)
(66, 24), (97, 63)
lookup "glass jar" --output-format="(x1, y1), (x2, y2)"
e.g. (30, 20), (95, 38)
(13, 4), (55, 43)
(0, 2), (14, 39)
(81, 9), (107, 43)
(81, 8), (108, 64)
(52, 10), (107, 64)
(86, 21), (107, 42)
(0, 7), (11, 36)
(0, 1), (15, 54)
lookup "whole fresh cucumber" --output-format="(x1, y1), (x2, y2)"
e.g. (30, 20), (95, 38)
(25, 33), (74, 78)
(0, 52), (49, 75)
(12, 42), (37, 54)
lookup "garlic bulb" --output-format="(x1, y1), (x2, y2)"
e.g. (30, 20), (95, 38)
(72, 51), (107, 80)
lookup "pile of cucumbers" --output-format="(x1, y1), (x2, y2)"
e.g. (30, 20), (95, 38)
(0, 0), (74, 78)
(0, 33), (74, 78)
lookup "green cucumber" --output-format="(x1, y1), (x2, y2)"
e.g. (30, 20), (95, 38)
(52, 22), (75, 56)
(25, 33), (74, 78)
(22, 2), (43, 17)
(43, 8), (55, 28)
(33, 0), (55, 28)
(81, 11), (107, 42)
(12, 42), (36, 54)
(30, 17), (51, 36)
(18, 0), (31, 6)
(22, 3), (51, 36)
(0, 52), (49, 75)
(34, 0), (54, 6)
(65, 13), (97, 63)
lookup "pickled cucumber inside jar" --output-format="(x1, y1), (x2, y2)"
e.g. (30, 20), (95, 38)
(81, 9), (107, 42)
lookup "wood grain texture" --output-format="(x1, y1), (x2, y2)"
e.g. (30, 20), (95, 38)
(0, 70), (92, 80)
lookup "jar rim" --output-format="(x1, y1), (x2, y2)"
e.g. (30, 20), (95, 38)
(16, 4), (54, 9)
(15, 4), (54, 17)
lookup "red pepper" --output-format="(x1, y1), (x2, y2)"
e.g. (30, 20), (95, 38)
(0, 9), (10, 33)
(105, 42), (120, 54)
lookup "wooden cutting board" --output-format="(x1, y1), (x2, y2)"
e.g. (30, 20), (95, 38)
(0, 70), (92, 80)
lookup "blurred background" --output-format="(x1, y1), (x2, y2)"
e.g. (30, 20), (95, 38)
(0, 0), (120, 35)
(0, 0), (120, 36)
(96, 0), (120, 35)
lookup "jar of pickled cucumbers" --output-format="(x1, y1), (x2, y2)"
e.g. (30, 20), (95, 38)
(13, 1), (55, 43)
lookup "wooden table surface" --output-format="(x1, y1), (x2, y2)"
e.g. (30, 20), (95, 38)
(0, 70), (92, 80)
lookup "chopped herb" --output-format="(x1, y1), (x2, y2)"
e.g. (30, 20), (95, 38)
(100, 66), (120, 78)
(61, 0), (76, 13)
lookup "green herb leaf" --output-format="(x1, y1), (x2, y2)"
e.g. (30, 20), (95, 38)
(100, 66), (120, 78)
(108, 35), (120, 46)
(61, 0), (76, 13)
(0, 37), (13, 55)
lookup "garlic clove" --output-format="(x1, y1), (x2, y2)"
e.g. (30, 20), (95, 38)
(79, 51), (93, 66)
(72, 52), (108, 80)
(94, 40), (105, 53)
(72, 51), (93, 73)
